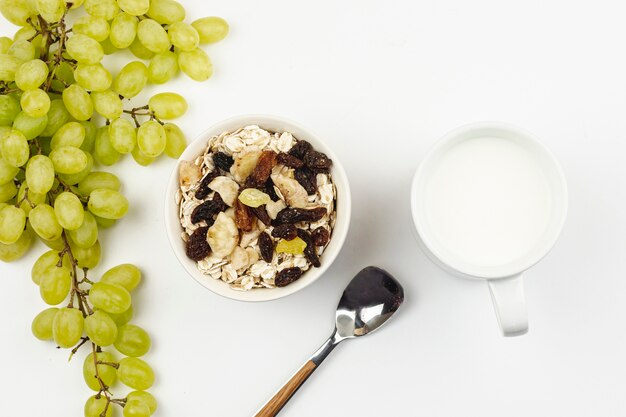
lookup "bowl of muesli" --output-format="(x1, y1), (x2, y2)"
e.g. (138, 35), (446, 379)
(164, 115), (351, 301)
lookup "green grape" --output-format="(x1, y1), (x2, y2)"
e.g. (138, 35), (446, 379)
(89, 281), (131, 314)
(0, 180), (17, 202)
(147, 0), (185, 25)
(83, 351), (117, 391)
(62, 85), (94, 121)
(68, 211), (98, 248)
(137, 19), (170, 53)
(70, 0), (85, 8)
(126, 391), (157, 414)
(29, 203), (63, 240)
(66, 34), (104, 65)
(192, 16), (229, 44)
(31, 249), (70, 285)
(148, 92), (187, 119)
(84, 395), (113, 417)
(110, 12), (138, 49)
(25, 154), (55, 194)
(53, 308), (85, 348)
(168, 22), (199, 51)
(128, 37), (154, 60)
(7, 39), (35, 61)
(39, 265), (71, 305)
(13, 26), (37, 42)
(178, 47), (213, 81)
(107, 304), (132, 326)
(108, 117), (136, 154)
(84, 310), (118, 347)
(101, 263), (141, 291)
(164, 123), (186, 158)
(131, 146), (155, 166)
(115, 324), (150, 357)
(15, 59), (49, 90)
(0, 0), (36, 26)
(111, 61), (148, 98)
(0, 37), (11, 53)
(41, 235), (65, 250)
(73, 15), (110, 42)
(0, 205), (25, 244)
(0, 129), (29, 167)
(80, 121), (98, 153)
(0, 95), (20, 125)
(0, 222), (32, 261)
(88, 188), (128, 219)
(118, 357), (154, 390)
(36, 0), (65, 22)
(100, 38), (120, 55)
(49, 146), (89, 174)
(57, 152), (93, 185)
(0, 125), (9, 138)
(51, 122), (85, 149)
(31, 307), (59, 340)
(12, 111), (48, 139)
(20, 89), (50, 118)
(74, 63), (112, 92)
(136, 120), (166, 158)
(0, 54), (23, 81)
(40, 99), (70, 137)
(70, 239), (101, 269)
(53, 191), (84, 230)
(84, 0), (119, 20)
(55, 61), (75, 85)
(78, 171), (121, 195)
(17, 182), (46, 216)
(124, 399), (151, 417)
(147, 51), (178, 84)
(118, 0), (149, 16)
(92, 90), (123, 119)
(94, 126), (121, 165)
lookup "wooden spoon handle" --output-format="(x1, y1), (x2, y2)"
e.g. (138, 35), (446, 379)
(254, 360), (317, 417)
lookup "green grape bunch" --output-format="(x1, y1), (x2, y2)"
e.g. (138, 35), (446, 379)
(0, 0), (229, 415)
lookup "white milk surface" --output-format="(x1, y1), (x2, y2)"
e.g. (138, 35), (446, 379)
(424, 137), (552, 268)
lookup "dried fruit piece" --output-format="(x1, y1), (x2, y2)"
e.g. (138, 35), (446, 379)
(288, 140), (312, 160)
(208, 176), (239, 206)
(238, 188), (271, 208)
(195, 170), (219, 200)
(230, 148), (261, 183)
(207, 212), (239, 258)
(258, 232), (274, 263)
(266, 199), (286, 220)
(228, 246), (249, 270)
(271, 224), (297, 240)
(179, 161), (201, 187)
(234, 199), (255, 232)
(251, 205), (271, 226)
(263, 178), (279, 201)
(249, 150), (277, 186)
(273, 207), (327, 225)
(311, 227), (330, 246)
(277, 152), (303, 168)
(271, 174), (308, 208)
(298, 229), (320, 267)
(212, 151), (234, 171)
(294, 167), (317, 195)
(275, 267), (303, 287)
(276, 237), (307, 255)
(190, 193), (227, 224)
(303, 150), (332, 172)
(185, 227), (210, 261)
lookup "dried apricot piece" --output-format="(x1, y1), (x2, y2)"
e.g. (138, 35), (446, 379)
(276, 237), (307, 255)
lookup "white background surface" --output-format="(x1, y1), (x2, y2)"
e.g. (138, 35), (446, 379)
(1, 0), (626, 415)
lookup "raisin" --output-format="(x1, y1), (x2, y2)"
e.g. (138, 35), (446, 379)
(311, 227), (330, 246)
(275, 267), (303, 287)
(258, 232), (274, 263)
(195, 170), (219, 200)
(190, 193), (227, 224)
(251, 205), (272, 226)
(271, 224), (297, 240)
(277, 152), (304, 168)
(288, 140), (312, 160)
(263, 178), (279, 201)
(185, 227), (211, 261)
(273, 207), (327, 225)
(294, 167), (317, 195)
(212, 152), (234, 172)
(303, 150), (332, 172)
(234, 198), (255, 232)
(298, 229), (321, 267)
(249, 150), (277, 186)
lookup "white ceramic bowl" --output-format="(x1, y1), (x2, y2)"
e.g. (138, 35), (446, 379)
(164, 115), (351, 302)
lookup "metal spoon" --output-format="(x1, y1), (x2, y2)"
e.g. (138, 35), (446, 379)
(254, 266), (405, 417)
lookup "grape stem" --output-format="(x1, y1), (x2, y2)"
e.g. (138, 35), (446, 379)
(15, 187), (36, 209)
(124, 105), (165, 127)
(38, 4), (72, 92)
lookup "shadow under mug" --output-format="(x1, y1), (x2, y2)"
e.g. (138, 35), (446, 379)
(410, 122), (568, 336)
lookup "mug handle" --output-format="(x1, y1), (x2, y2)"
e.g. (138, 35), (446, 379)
(487, 274), (528, 337)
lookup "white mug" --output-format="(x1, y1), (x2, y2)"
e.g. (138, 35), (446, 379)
(410, 122), (568, 336)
